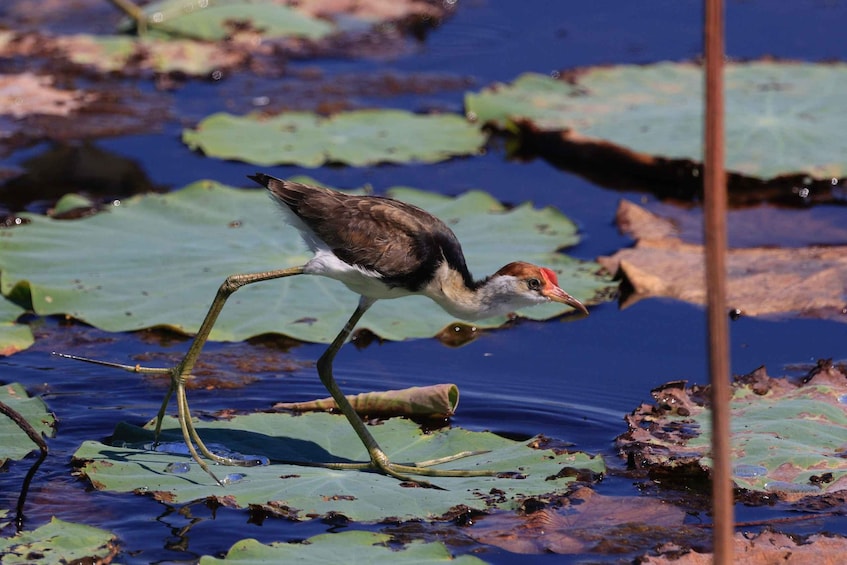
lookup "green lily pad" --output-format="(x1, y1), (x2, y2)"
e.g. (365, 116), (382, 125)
(200, 531), (487, 564)
(0, 180), (611, 344)
(616, 362), (847, 499)
(0, 517), (117, 565)
(466, 62), (847, 180)
(0, 383), (54, 466)
(182, 110), (488, 167)
(73, 412), (604, 522)
(0, 300), (33, 356)
(131, 0), (334, 41)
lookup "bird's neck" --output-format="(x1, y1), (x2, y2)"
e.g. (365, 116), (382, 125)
(424, 263), (517, 321)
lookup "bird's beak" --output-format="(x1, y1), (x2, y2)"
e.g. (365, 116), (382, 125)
(544, 286), (589, 316)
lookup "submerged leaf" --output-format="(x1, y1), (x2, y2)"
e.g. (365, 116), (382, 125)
(0, 180), (611, 343)
(617, 362), (847, 500)
(0, 383), (54, 465)
(73, 413), (605, 522)
(200, 531), (486, 564)
(466, 62), (847, 180)
(469, 487), (690, 554)
(182, 110), (487, 167)
(0, 517), (118, 564)
(274, 383), (460, 418)
(598, 200), (847, 323)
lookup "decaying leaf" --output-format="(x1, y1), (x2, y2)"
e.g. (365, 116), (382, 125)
(598, 200), (847, 323)
(468, 486), (691, 554)
(641, 530), (847, 565)
(0, 73), (91, 118)
(617, 361), (847, 501)
(273, 383), (460, 418)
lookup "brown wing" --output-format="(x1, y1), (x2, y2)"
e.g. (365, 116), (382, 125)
(253, 175), (472, 290)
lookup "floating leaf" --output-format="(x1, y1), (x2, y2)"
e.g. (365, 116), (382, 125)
(133, 0), (334, 41)
(73, 413), (605, 522)
(0, 517), (118, 565)
(617, 362), (847, 499)
(466, 62), (847, 180)
(0, 383), (54, 466)
(598, 200), (847, 322)
(0, 300), (34, 356)
(200, 530), (486, 564)
(182, 110), (487, 167)
(0, 180), (611, 344)
(274, 383), (460, 418)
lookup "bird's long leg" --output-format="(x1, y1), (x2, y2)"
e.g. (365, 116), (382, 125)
(57, 266), (306, 485)
(156, 267), (307, 479)
(315, 297), (493, 488)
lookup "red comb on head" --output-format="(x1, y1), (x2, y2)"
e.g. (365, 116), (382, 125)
(540, 267), (559, 287)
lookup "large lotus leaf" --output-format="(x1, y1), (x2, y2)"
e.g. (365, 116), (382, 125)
(182, 110), (488, 167)
(617, 363), (847, 499)
(73, 413), (605, 522)
(133, 0), (334, 40)
(0, 383), (55, 466)
(200, 531), (486, 564)
(0, 299), (34, 356)
(0, 517), (117, 565)
(465, 62), (847, 179)
(0, 181), (610, 343)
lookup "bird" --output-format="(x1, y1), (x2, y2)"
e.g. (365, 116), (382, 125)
(60, 174), (589, 488)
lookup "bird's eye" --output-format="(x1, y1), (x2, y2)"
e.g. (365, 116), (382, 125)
(527, 278), (541, 291)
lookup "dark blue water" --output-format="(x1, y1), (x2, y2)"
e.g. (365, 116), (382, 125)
(2, 0), (846, 562)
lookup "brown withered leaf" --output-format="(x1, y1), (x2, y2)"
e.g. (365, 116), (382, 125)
(0, 73), (92, 118)
(641, 531), (847, 564)
(273, 383), (459, 418)
(467, 487), (690, 554)
(598, 200), (847, 322)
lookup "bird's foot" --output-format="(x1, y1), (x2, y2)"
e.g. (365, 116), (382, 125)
(316, 448), (495, 489)
(52, 352), (260, 486)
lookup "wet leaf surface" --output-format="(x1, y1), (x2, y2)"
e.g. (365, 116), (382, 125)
(73, 412), (605, 522)
(617, 361), (847, 501)
(598, 200), (847, 323)
(0, 180), (611, 348)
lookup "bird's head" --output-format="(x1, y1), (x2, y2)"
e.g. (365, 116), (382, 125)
(491, 261), (589, 316)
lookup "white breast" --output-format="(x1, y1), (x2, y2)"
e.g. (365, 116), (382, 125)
(304, 249), (414, 299)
